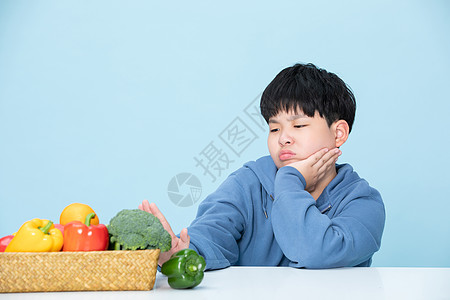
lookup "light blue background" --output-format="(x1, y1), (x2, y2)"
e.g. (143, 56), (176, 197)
(1, 0), (449, 267)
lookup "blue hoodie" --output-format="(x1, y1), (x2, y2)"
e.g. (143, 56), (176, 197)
(187, 155), (385, 270)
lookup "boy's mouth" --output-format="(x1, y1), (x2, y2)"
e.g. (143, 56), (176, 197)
(279, 150), (296, 161)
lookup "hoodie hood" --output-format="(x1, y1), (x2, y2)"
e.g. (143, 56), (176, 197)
(243, 156), (363, 217)
(243, 155), (277, 196)
(318, 163), (368, 209)
(243, 155), (278, 218)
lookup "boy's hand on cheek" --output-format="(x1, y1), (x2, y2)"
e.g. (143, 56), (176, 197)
(286, 148), (341, 192)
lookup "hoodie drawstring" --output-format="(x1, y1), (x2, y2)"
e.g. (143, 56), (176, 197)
(261, 188), (275, 219)
(261, 186), (270, 219)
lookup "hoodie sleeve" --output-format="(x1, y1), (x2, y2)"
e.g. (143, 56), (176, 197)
(271, 166), (385, 269)
(187, 173), (248, 271)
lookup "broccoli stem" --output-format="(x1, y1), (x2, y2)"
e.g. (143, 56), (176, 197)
(114, 241), (121, 250)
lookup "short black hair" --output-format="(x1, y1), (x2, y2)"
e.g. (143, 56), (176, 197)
(260, 63), (356, 132)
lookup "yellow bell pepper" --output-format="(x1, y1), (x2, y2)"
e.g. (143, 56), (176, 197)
(5, 219), (63, 252)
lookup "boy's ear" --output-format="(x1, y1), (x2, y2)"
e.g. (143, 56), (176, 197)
(333, 120), (349, 148)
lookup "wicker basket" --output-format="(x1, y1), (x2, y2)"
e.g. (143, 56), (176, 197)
(0, 249), (160, 293)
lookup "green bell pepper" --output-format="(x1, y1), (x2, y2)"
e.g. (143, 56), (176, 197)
(161, 248), (206, 289)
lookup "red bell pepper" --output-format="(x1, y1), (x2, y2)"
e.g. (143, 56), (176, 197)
(0, 235), (15, 252)
(62, 213), (109, 251)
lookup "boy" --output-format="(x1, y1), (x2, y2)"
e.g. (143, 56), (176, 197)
(139, 63), (385, 269)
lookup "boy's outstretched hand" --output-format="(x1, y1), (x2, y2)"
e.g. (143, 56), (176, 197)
(287, 148), (341, 192)
(139, 200), (190, 267)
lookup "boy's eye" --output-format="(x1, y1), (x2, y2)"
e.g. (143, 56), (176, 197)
(270, 128), (279, 133)
(294, 125), (306, 128)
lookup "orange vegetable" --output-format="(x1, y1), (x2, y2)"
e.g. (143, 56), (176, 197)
(60, 203), (99, 225)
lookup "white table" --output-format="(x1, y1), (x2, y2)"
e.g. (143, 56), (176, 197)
(1, 267), (449, 299)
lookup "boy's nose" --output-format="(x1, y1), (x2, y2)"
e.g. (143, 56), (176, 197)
(279, 133), (293, 146)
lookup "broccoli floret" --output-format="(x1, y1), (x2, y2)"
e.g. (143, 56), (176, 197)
(108, 209), (171, 252)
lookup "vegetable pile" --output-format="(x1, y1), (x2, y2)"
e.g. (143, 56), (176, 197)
(0, 203), (205, 290)
(0, 203), (171, 254)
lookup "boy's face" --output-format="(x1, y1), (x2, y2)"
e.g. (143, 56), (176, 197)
(267, 110), (338, 169)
